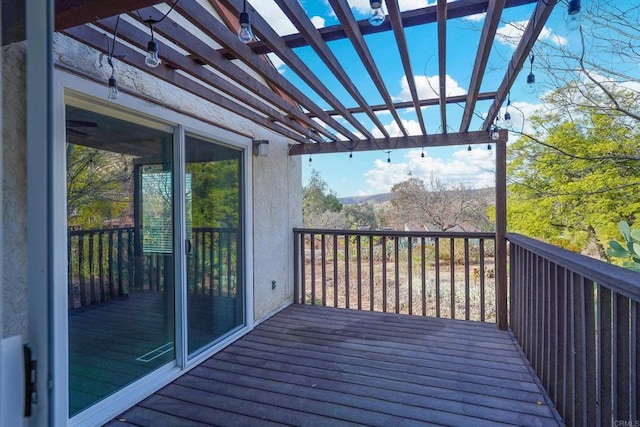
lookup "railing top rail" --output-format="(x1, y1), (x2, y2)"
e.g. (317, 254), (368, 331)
(507, 232), (640, 301)
(293, 228), (495, 239)
(69, 226), (238, 236)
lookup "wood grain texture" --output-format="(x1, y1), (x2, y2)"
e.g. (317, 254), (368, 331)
(108, 304), (562, 426)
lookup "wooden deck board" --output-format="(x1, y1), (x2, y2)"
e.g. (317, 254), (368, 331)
(108, 304), (562, 426)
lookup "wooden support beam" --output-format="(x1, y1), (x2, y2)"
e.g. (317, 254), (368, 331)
(63, 25), (308, 143)
(328, 0), (408, 137)
(386, 0), (428, 135)
(316, 92), (496, 117)
(482, 0), (558, 130)
(274, 0), (390, 139)
(173, 0), (356, 142)
(437, 0), (448, 132)
(217, 0), (538, 57)
(495, 135), (508, 330)
(288, 129), (506, 156)
(459, 0), (506, 132)
(215, 0), (374, 141)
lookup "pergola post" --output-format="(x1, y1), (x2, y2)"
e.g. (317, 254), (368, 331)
(495, 131), (508, 330)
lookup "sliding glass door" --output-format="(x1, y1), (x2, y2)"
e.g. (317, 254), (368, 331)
(65, 105), (246, 417)
(66, 105), (175, 416)
(185, 134), (244, 356)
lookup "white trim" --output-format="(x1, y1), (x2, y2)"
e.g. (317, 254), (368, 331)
(55, 68), (255, 425)
(27, 1), (54, 426)
(174, 125), (188, 369)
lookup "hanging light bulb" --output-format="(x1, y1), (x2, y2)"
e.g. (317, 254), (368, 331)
(145, 39), (161, 68)
(308, 155), (312, 164)
(238, 1), (254, 43)
(524, 54), (536, 95)
(566, 0), (582, 31)
(421, 149), (425, 158)
(487, 143), (492, 152)
(467, 144), (472, 152)
(504, 111), (512, 128)
(491, 126), (500, 141)
(107, 75), (120, 100)
(369, 1), (385, 26)
(503, 93), (512, 127)
(387, 152), (391, 163)
(349, 151), (353, 159)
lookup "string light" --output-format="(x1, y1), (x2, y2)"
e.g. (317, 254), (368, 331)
(467, 144), (472, 152)
(525, 54), (536, 95)
(137, 0), (180, 68)
(387, 152), (391, 163)
(238, 0), (254, 43)
(106, 16), (120, 100)
(566, 0), (582, 31)
(369, 0), (385, 26)
(503, 93), (512, 127)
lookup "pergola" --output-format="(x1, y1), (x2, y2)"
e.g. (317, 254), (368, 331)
(5, 0), (557, 154)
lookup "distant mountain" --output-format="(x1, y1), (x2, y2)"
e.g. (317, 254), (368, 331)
(339, 193), (392, 205)
(339, 187), (495, 206)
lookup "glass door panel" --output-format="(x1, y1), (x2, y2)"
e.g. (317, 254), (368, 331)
(185, 134), (244, 355)
(66, 106), (175, 416)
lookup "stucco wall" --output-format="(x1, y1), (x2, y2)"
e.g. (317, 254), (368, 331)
(2, 43), (28, 338)
(252, 141), (302, 322)
(0, 33), (301, 335)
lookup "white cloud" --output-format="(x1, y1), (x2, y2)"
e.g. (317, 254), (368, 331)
(496, 20), (567, 48)
(463, 12), (486, 22)
(310, 15), (326, 28)
(372, 118), (422, 138)
(395, 74), (466, 102)
(250, 0), (297, 36)
(361, 146), (496, 194)
(347, 0), (431, 16)
(267, 52), (286, 73)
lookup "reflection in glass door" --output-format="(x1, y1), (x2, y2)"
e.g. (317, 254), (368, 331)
(66, 106), (175, 416)
(185, 134), (244, 355)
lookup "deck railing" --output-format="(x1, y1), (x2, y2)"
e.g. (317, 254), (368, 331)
(293, 228), (497, 322)
(508, 233), (640, 426)
(68, 227), (237, 308)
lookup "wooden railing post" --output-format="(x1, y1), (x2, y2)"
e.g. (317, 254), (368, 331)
(495, 137), (508, 330)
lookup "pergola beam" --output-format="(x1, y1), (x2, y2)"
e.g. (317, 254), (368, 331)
(288, 129), (507, 156)
(216, 0), (538, 57)
(437, 0), (448, 132)
(459, 0), (507, 132)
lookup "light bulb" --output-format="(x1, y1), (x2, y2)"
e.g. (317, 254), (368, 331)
(107, 76), (119, 100)
(467, 145), (472, 152)
(487, 143), (492, 152)
(566, 0), (582, 31)
(491, 127), (500, 141)
(145, 40), (161, 68)
(525, 72), (536, 95)
(504, 111), (512, 128)
(369, 1), (385, 26)
(238, 12), (254, 43)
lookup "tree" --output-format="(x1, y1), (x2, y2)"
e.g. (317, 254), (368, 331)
(302, 170), (344, 228)
(385, 175), (493, 232)
(343, 202), (379, 229)
(507, 92), (640, 257)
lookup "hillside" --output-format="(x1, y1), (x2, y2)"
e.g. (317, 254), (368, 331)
(340, 187), (495, 206)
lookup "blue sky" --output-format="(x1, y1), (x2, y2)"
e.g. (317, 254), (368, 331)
(250, 0), (579, 197)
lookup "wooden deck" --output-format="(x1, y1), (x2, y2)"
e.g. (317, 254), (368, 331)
(106, 304), (563, 426)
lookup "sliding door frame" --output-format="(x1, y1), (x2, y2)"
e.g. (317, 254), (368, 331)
(52, 71), (254, 427)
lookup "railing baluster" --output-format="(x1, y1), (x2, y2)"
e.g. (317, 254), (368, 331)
(464, 238), (469, 320)
(345, 234), (350, 309)
(394, 236), (399, 314)
(88, 232), (95, 304)
(310, 233), (316, 305)
(382, 235), (387, 313)
(300, 233), (306, 304)
(449, 237), (455, 319)
(321, 234), (327, 306)
(599, 285), (613, 425)
(434, 237), (440, 318)
(420, 237), (426, 317)
(632, 300), (639, 422)
(573, 273), (586, 425)
(356, 235), (362, 311)
(369, 235), (374, 312)
(408, 237), (413, 315)
(98, 231), (104, 300)
(293, 231), (300, 304)
(481, 239), (487, 323)
(615, 294), (631, 421)
(78, 235), (86, 305)
(333, 235), (338, 308)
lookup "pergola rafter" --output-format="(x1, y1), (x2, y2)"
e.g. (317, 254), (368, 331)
(3, 0), (558, 155)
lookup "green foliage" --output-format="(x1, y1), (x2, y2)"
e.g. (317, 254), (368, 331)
(67, 144), (132, 229)
(343, 203), (379, 229)
(507, 88), (640, 257)
(607, 221), (640, 272)
(303, 170), (345, 227)
(188, 159), (240, 228)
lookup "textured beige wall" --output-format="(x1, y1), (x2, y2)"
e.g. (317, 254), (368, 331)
(252, 140), (302, 322)
(1, 33), (301, 335)
(2, 43), (28, 338)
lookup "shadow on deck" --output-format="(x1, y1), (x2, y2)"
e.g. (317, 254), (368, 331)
(106, 304), (562, 426)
